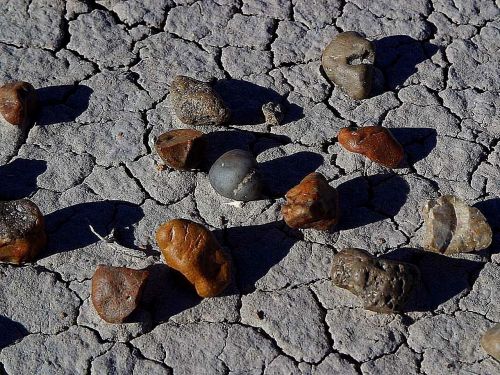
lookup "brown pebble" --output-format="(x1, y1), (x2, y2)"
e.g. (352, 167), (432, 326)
(0, 81), (39, 126)
(338, 125), (404, 168)
(155, 129), (206, 170)
(91, 265), (149, 324)
(282, 172), (339, 231)
(481, 323), (500, 361)
(156, 219), (231, 298)
(0, 199), (46, 264)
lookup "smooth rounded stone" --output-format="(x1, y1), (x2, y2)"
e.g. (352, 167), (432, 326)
(91, 265), (149, 324)
(338, 125), (404, 168)
(0, 81), (39, 127)
(262, 102), (285, 126)
(0, 199), (46, 264)
(154, 129), (206, 170)
(422, 195), (492, 254)
(209, 149), (263, 202)
(321, 31), (375, 100)
(170, 75), (230, 126)
(282, 172), (339, 230)
(330, 248), (420, 313)
(481, 324), (500, 361)
(156, 219), (231, 298)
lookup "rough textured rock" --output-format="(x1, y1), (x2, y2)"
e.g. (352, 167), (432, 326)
(321, 31), (375, 100)
(282, 172), (339, 230)
(0, 199), (46, 264)
(481, 323), (500, 361)
(0, 81), (38, 126)
(156, 219), (231, 297)
(422, 195), (493, 254)
(170, 75), (230, 126)
(262, 102), (285, 126)
(209, 149), (263, 201)
(155, 129), (206, 170)
(330, 248), (419, 313)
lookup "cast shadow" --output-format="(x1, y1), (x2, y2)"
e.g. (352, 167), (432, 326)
(0, 158), (47, 200)
(215, 79), (304, 125)
(0, 316), (28, 349)
(390, 128), (437, 165)
(36, 85), (93, 126)
(42, 200), (144, 256)
(374, 35), (440, 91)
(474, 198), (500, 257)
(382, 248), (484, 312)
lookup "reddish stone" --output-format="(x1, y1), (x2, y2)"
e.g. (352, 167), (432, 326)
(0, 81), (39, 126)
(91, 265), (149, 324)
(282, 172), (339, 231)
(155, 129), (206, 170)
(338, 125), (404, 168)
(156, 219), (231, 298)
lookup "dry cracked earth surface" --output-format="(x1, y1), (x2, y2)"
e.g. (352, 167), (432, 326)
(0, 0), (499, 374)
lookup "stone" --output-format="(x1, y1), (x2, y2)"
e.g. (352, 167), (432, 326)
(282, 172), (339, 230)
(91, 265), (149, 324)
(321, 31), (375, 100)
(421, 195), (492, 254)
(481, 324), (500, 361)
(156, 219), (231, 298)
(209, 149), (263, 201)
(262, 102), (285, 126)
(330, 248), (419, 313)
(0, 81), (38, 126)
(0, 199), (46, 264)
(338, 125), (404, 168)
(155, 129), (206, 170)
(170, 75), (230, 126)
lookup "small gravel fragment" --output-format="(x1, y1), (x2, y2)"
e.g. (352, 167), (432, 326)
(0, 81), (39, 126)
(262, 102), (285, 126)
(481, 323), (500, 361)
(155, 129), (206, 170)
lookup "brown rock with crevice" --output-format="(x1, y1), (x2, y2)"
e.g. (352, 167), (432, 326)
(91, 265), (149, 324)
(0, 199), (46, 264)
(338, 125), (404, 168)
(282, 172), (339, 231)
(0, 81), (39, 126)
(155, 129), (206, 170)
(156, 219), (231, 298)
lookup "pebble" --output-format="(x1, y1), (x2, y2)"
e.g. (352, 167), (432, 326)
(170, 75), (230, 126)
(91, 265), (149, 324)
(0, 199), (46, 264)
(338, 125), (404, 168)
(282, 172), (339, 230)
(321, 31), (375, 100)
(330, 248), (419, 313)
(422, 195), (492, 254)
(156, 219), (231, 298)
(209, 149), (262, 201)
(0, 81), (39, 126)
(481, 323), (500, 361)
(155, 129), (206, 170)
(262, 102), (285, 126)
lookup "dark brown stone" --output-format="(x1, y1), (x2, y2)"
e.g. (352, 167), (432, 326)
(155, 129), (206, 170)
(282, 172), (339, 231)
(262, 102), (284, 126)
(330, 248), (419, 313)
(156, 219), (231, 298)
(338, 125), (404, 168)
(0, 199), (46, 264)
(0, 81), (39, 126)
(91, 265), (149, 324)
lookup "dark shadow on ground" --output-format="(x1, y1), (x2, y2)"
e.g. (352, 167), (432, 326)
(0, 316), (28, 349)
(0, 158), (47, 200)
(382, 248), (484, 312)
(36, 85), (92, 126)
(215, 79), (303, 125)
(390, 128), (437, 165)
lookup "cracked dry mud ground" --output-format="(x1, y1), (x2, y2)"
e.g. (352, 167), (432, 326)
(0, 0), (499, 374)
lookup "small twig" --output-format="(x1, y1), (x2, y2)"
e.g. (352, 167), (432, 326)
(87, 222), (147, 259)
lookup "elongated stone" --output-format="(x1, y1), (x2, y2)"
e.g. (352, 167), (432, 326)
(331, 248), (419, 313)
(155, 129), (206, 170)
(481, 323), (500, 361)
(422, 195), (492, 254)
(0, 81), (39, 126)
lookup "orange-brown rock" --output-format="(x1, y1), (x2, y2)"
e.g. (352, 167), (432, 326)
(0, 199), (47, 264)
(155, 129), (206, 170)
(338, 125), (404, 168)
(156, 219), (231, 297)
(91, 265), (149, 324)
(282, 172), (339, 231)
(0, 81), (39, 126)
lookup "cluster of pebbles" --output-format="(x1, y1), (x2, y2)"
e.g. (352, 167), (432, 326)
(0, 31), (498, 361)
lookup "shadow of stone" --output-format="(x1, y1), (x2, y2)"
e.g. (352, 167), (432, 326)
(390, 127), (437, 165)
(0, 158), (47, 200)
(0, 316), (28, 349)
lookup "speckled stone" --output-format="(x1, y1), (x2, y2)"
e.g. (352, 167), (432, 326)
(155, 129), (206, 170)
(481, 323), (500, 361)
(0, 81), (39, 126)
(262, 102), (285, 126)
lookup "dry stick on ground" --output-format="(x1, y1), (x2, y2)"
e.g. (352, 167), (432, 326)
(87, 221), (147, 259)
